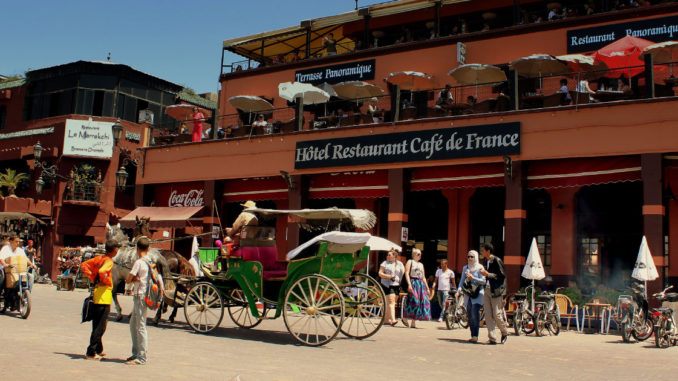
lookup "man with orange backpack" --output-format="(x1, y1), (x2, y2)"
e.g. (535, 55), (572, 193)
(80, 239), (120, 360)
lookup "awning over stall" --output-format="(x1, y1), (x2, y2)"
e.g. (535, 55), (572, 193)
(223, 177), (288, 202)
(527, 156), (641, 189)
(309, 171), (388, 199)
(119, 206), (203, 229)
(410, 163), (504, 191)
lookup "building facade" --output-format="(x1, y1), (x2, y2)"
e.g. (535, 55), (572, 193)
(133, 0), (678, 294)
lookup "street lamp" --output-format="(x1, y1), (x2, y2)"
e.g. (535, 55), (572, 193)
(33, 142), (68, 194)
(35, 176), (45, 194)
(33, 141), (43, 161)
(112, 119), (124, 145)
(115, 165), (129, 189)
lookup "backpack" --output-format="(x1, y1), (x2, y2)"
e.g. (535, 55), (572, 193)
(142, 258), (163, 310)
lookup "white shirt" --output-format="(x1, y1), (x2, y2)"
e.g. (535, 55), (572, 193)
(189, 254), (204, 277)
(0, 245), (27, 262)
(435, 268), (455, 291)
(380, 260), (402, 287)
(129, 258), (149, 296)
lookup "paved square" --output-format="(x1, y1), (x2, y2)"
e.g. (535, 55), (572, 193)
(2, 285), (676, 380)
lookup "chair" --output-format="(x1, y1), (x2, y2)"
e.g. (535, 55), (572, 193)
(277, 118), (297, 133)
(427, 106), (448, 118)
(569, 90), (592, 105)
(554, 294), (580, 332)
(494, 95), (511, 111)
(472, 99), (495, 114)
(542, 93), (566, 107)
(582, 296), (612, 333)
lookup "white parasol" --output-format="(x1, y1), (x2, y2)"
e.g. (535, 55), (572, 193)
(189, 235), (203, 277)
(278, 82), (330, 105)
(228, 95), (274, 113)
(522, 237), (546, 310)
(632, 236), (659, 296)
(448, 63), (506, 98)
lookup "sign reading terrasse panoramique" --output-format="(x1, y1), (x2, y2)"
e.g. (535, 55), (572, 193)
(63, 119), (114, 159)
(567, 14), (678, 53)
(294, 59), (375, 85)
(294, 122), (520, 169)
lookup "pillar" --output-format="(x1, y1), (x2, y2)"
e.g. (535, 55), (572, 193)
(442, 188), (475, 274)
(547, 187), (579, 287)
(286, 175), (305, 254)
(668, 167), (678, 285)
(504, 160), (525, 292)
(642, 153), (664, 292)
(387, 169), (407, 255)
(201, 180), (217, 247)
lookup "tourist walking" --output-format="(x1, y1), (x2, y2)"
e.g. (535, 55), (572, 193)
(431, 259), (456, 322)
(379, 248), (403, 326)
(125, 236), (153, 365)
(480, 242), (509, 344)
(456, 250), (485, 343)
(402, 249), (431, 328)
(80, 239), (120, 360)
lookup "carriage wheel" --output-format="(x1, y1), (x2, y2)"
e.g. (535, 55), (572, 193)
(184, 282), (224, 334)
(227, 289), (268, 329)
(283, 274), (344, 346)
(337, 275), (385, 339)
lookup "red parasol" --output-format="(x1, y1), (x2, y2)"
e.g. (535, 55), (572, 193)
(592, 35), (655, 78)
(165, 104), (211, 122)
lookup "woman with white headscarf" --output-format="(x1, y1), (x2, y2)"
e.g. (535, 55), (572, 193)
(456, 249), (486, 343)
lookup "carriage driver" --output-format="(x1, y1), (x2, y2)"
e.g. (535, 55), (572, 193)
(224, 200), (259, 245)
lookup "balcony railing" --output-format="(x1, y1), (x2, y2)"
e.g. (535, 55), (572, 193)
(65, 181), (102, 203)
(153, 62), (678, 146)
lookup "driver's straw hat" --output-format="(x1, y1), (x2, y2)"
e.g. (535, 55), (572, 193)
(241, 200), (257, 208)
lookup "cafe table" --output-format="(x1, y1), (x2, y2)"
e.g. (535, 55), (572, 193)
(583, 301), (613, 333)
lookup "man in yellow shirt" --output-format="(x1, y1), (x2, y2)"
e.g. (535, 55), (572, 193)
(80, 239), (120, 360)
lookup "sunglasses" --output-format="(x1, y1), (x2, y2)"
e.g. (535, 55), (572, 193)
(467, 256), (474, 258)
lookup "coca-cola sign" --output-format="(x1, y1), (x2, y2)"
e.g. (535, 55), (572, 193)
(155, 182), (205, 207)
(169, 189), (204, 207)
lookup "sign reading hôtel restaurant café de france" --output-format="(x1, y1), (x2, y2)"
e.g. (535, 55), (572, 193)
(155, 182), (204, 207)
(294, 122), (520, 169)
(62, 119), (114, 159)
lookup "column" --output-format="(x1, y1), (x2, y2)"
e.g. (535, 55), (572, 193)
(504, 160), (525, 293)
(442, 188), (475, 274)
(388, 169), (407, 257)
(286, 174), (305, 255)
(201, 180), (217, 247)
(642, 153), (664, 293)
(548, 187), (579, 287)
(668, 167), (678, 286)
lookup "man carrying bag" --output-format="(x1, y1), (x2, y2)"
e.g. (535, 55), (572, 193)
(480, 242), (509, 344)
(80, 239), (120, 360)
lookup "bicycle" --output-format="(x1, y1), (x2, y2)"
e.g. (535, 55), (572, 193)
(534, 288), (562, 336)
(443, 291), (468, 329)
(512, 285), (536, 336)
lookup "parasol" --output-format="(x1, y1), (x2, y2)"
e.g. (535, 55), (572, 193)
(522, 237), (546, 311)
(631, 236), (659, 296)
(332, 81), (385, 100)
(278, 82), (330, 105)
(448, 63), (506, 98)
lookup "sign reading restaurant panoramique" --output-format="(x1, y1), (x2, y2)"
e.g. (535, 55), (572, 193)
(567, 14), (678, 53)
(295, 59), (375, 85)
(63, 118), (114, 159)
(294, 122), (520, 169)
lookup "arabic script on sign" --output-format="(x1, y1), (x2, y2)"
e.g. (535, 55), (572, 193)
(169, 189), (204, 207)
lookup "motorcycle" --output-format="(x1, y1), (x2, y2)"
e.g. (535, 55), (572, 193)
(0, 266), (32, 319)
(652, 285), (678, 348)
(618, 282), (653, 343)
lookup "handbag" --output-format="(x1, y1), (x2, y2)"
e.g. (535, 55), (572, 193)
(81, 294), (95, 323)
(462, 278), (481, 299)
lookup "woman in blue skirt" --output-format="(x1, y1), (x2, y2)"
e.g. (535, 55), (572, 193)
(402, 248), (431, 328)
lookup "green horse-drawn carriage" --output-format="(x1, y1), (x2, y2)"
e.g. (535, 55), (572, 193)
(182, 208), (393, 346)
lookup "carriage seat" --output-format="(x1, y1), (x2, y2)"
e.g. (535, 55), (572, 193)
(232, 246), (288, 280)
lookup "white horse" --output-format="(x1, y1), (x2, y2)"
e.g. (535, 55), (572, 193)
(106, 223), (168, 322)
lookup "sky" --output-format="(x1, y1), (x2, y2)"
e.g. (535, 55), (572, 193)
(2, 0), (385, 94)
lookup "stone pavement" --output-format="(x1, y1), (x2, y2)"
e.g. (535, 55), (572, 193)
(1, 284), (677, 380)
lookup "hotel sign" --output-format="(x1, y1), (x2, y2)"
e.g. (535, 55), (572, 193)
(294, 122), (520, 169)
(294, 59), (376, 85)
(567, 14), (678, 53)
(63, 119), (114, 159)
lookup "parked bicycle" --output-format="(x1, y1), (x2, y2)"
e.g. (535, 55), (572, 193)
(512, 285), (536, 336)
(534, 288), (562, 336)
(653, 285), (678, 348)
(443, 291), (468, 329)
(617, 282), (653, 343)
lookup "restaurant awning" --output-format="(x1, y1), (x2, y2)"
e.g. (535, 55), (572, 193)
(410, 163), (504, 191)
(0, 212), (46, 225)
(119, 206), (203, 229)
(527, 156), (641, 189)
(223, 177), (288, 203)
(309, 171), (388, 199)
